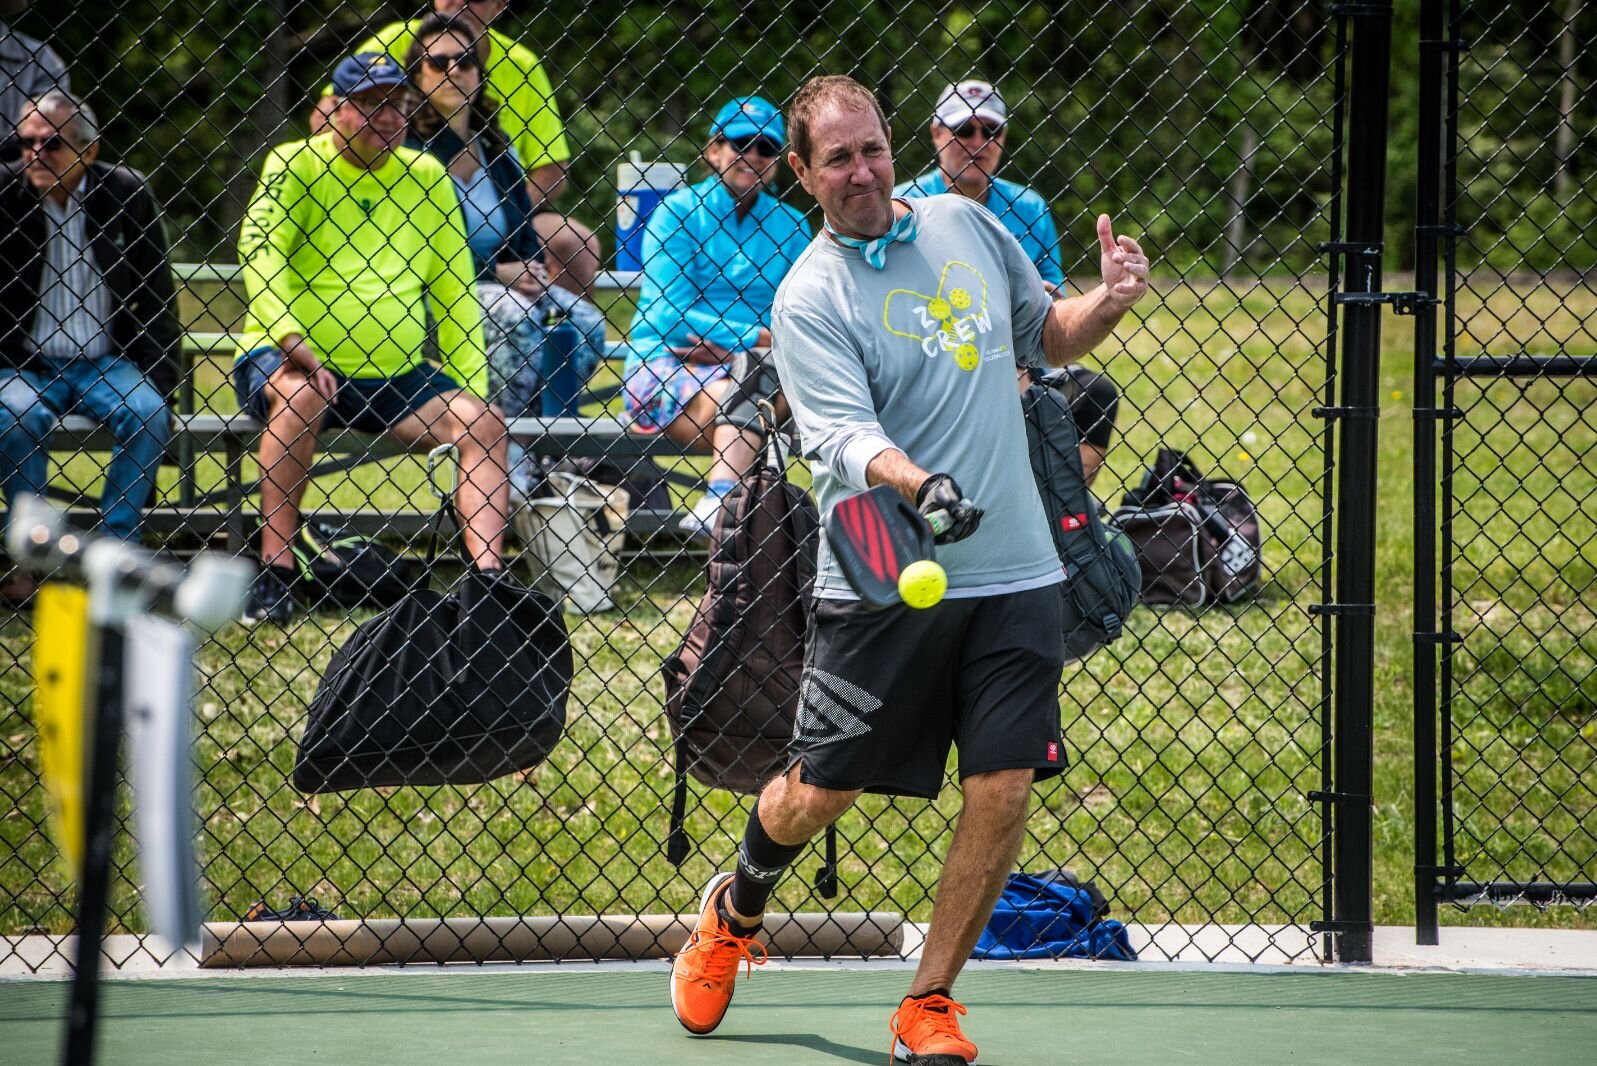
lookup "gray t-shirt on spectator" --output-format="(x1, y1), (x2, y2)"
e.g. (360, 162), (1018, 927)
(0, 21), (69, 136)
(771, 194), (1061, 599)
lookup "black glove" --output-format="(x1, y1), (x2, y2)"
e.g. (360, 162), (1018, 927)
(916, 473), (984, 545)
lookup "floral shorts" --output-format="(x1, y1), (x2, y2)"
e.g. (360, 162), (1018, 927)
(622, 356), (730, 434)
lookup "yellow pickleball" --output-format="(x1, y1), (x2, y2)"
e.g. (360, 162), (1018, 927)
(949, 288), (971, 310)
(898, 559), (947, 609)
(954, 343), (979, 370)
(928, 298), (952, 321)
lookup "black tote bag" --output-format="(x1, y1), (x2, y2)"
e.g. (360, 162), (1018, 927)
(294, 463), (573, 793)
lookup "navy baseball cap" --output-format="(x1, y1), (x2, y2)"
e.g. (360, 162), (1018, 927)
(711, 96), (784, 143)
(331, 52), (407, 97)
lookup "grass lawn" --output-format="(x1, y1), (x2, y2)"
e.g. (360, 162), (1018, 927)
(0, 276), (1591, 954)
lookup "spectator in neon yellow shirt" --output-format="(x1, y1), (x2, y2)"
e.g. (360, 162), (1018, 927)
(236, 51), (509, 624)
(316, 0), (599, 297)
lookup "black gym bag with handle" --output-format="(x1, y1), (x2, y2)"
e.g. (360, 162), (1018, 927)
(295, 448), (572, 793)
(1110, 448), (1262, 606)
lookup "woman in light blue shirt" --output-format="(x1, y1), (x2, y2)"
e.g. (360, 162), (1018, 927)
(624, 96), (812, 534)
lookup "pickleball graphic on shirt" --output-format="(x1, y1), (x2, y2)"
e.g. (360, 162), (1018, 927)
(882, 261), (995, 370)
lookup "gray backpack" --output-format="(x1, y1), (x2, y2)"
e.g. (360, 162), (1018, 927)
(1022, 370), (1141, 661)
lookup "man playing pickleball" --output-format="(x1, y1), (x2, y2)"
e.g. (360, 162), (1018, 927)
(668, 74), (1150, 1064)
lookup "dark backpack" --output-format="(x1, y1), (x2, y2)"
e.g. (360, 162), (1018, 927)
(1022, 370), (1141, 660)
(295, 520), (572, 793)
(660, 423), (836, 891)
(1110, 448), (1262, 606)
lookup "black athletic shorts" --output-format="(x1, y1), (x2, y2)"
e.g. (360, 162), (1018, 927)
(787, 583), (1069, 798)
(234, 347), (460, 435)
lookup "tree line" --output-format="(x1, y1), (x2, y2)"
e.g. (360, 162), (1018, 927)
(24, 0), (1592, 276)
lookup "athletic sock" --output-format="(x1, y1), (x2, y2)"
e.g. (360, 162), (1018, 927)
(707, 478), (737, 498)
(728, 800), (805, 924)
(909, 988), (952, 1001)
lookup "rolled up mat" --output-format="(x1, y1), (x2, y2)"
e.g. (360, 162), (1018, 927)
(200, 911), (905, 967)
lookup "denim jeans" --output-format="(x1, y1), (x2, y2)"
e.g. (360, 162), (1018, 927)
(0, 353), (171, 540)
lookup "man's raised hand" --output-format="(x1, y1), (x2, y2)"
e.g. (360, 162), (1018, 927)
(1097, 213), (1150, 309)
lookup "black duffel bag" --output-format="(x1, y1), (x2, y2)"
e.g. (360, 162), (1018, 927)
(1110, 448), (1262, 606)
(295, 470), (572, 792)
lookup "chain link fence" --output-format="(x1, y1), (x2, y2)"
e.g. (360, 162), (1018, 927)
(1414, 0), (1596, 928)
(9, 0), (1568, 976)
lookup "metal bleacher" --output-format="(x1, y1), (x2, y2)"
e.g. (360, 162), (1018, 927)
(48, 264), (700, 552)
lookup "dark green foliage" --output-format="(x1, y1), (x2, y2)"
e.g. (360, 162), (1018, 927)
(548, 1), (1597, 274)
(12, 3), (1596, 274)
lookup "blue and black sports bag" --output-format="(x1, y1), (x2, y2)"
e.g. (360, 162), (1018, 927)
(1021, 371), (1141, 662)
(973, 869), (1137, 961)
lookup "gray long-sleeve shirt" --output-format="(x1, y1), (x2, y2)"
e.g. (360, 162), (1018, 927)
(771, 194), (1063, 599)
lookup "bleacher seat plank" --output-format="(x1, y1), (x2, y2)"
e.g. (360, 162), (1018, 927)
(56, 413), (688, 461)
(171, 262), (641, 292)
(63, 505), (689, 547)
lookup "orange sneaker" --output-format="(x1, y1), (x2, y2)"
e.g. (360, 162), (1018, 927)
(670, 872), (766, 1034)
(889, 992), (979, 1064)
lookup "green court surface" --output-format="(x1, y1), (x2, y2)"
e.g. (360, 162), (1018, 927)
(3, 968), (1594, 1064)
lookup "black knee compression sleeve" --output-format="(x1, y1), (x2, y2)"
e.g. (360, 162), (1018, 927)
(729, 799), (806, 921)
(713, 349), (784, 432)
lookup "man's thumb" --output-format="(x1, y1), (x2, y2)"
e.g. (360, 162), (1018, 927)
(1097, 213), (1116, 252)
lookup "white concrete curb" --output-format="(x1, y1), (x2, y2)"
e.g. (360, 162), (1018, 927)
(6, 923), (1597, 983)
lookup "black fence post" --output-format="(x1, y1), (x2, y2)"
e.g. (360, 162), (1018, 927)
(1330, 0), (1395, 965)
(62, 622), (126, 1066)
(1411, 0), (1446, 949)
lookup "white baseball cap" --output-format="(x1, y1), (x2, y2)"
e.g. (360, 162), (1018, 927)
(934, 80), (1007, 128)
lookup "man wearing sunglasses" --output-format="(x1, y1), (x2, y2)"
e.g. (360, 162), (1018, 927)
(234, 52), (506, 623)
(668, 75), (1150, 1063)
(318, 0), (599, 298)
(895, 80), (1063, 290)
(898, 80), (1121, 486)
(0, 88), (178, 569)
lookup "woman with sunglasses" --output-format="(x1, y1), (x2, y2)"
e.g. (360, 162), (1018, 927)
(403, 13), (605, 493)
(624, 96), (812, 537)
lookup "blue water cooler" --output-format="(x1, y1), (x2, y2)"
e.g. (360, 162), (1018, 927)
(615, 152), (688, 272)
